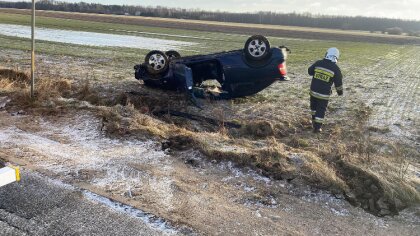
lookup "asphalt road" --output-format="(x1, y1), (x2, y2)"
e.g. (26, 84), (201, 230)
(0, 170), (179, 236)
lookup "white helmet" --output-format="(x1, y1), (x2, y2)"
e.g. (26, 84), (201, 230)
(325, 47), (340, 63)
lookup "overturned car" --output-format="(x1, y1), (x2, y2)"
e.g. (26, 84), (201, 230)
(134, 35), (290, 102)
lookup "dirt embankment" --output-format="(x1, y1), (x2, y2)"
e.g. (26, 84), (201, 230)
(1, 69), (419, 235)
(2, 8), (420, 45)
(1, 65), (418, 219)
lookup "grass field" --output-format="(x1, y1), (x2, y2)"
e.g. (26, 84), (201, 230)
(0, 11), (402, 72)
(0, 10), (419, 229)
(2, 8), (420, 45)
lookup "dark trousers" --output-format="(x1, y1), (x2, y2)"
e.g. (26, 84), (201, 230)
(310, 96), (329, 130)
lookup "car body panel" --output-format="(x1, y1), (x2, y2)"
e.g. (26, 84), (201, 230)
(134, 47), (287, 98)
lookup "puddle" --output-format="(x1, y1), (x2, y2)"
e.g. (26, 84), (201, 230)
(0, 24), (197, 51)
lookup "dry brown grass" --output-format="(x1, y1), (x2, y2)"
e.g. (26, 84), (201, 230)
(97, 94), (419, 216)
(0, 69), (73, 109)
(98, 104), (350, 194)
(241, 120), (274, 138)
(0, 68), (29, 83)
(75, 80), (102, 105)
(1, 68), (418, 216)
(99, 102), (193, 140)
(312, 104), (420, 215)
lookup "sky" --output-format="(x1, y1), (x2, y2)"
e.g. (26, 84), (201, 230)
(6, 0), (420, 21)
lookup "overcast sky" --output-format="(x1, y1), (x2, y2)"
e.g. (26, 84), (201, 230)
(6, 0), (420, 21)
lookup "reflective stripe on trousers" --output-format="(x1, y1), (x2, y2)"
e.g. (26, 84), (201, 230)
(309, 90), (330, 100)
(314, 117), (325, 124)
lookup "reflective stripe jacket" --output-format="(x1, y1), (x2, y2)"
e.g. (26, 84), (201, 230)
(308, 59), (343, 100)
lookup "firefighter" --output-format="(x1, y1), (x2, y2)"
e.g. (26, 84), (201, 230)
(308, 48), (343, 133)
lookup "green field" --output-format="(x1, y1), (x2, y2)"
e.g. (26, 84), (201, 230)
(0, 12), (404, 67)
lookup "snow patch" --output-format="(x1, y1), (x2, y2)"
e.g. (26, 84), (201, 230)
(0, 24), (197, 51)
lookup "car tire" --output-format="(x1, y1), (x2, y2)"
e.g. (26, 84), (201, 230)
(145, 50), (169, 75)
(165, 50), (181, 60)
(244, 35), (271, 61)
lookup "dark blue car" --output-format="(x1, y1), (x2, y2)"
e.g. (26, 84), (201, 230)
(134, 35), (289, 100)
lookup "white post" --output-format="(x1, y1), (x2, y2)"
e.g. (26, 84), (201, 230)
(31, 0), (36, 98)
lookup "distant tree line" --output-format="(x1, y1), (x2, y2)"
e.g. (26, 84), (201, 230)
(1, 0), (419, 35)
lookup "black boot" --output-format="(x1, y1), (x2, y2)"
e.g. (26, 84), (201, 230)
(313, 127), (323, 133)
(313, 122), (322, 133)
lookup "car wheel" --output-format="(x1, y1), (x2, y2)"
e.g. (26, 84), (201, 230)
(244, 35), (271, 61)
(165, 50), (181, 60)
(145, 50), (169, 75)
